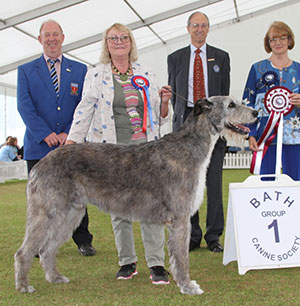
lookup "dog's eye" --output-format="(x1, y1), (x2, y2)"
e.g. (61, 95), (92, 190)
(228, 102), (236, 108)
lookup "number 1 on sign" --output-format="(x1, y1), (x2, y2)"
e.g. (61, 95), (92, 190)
(268, 219), (280, 243)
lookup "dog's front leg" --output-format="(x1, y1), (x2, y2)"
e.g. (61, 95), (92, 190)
(167, 215), (204, 295)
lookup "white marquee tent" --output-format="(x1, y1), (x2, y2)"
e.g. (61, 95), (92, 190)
(1, 0), (299, 145)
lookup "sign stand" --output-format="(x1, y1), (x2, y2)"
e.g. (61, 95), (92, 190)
(223, 174), (300, 275)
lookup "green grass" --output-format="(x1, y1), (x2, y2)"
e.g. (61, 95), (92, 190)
(1, 170), (300, 305)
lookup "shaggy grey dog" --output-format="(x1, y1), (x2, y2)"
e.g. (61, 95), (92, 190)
(15, 96), (257, 295)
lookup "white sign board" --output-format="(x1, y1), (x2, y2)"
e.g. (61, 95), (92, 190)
(223, 174), (300, 275)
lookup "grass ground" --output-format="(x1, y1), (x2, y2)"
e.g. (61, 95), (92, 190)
(0, 169), (300, 305)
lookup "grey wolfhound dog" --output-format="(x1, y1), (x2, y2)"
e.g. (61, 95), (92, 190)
(15, 96), (257, 295)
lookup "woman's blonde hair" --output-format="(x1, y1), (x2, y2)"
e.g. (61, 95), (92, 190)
(264, 21), (295, 53)
(100, 23), (138, 64)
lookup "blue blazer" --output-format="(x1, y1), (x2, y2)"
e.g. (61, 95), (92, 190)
(17, 55), (87, 160)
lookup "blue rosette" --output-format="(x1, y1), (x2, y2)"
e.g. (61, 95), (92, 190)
(131, 75), (153, 131)
(261, 71), (278, 87)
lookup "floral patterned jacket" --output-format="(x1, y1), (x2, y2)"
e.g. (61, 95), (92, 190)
(68, 62), (169, 144)
(243, 59), (300, 145)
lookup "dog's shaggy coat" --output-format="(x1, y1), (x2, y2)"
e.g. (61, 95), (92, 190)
(15, 96), (257, 295)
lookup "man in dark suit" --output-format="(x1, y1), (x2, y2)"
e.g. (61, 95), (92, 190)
(168, 12), (230, 252)
(17, 19), (96, 256)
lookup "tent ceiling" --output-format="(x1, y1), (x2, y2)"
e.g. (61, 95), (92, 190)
(0, 0), (294, 87)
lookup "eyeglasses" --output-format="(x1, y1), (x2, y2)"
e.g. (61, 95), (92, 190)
(190, 23), (209, 29)
(269, 36), (289, 43)
(107, 35), (130, 43)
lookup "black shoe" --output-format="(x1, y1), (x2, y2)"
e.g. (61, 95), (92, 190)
(207, 240), (223, 253)
(116, 263), (138, 280)
(149, 266), (170, 285)
(189, 240), (200, 252)
(78, 244), (96, 256)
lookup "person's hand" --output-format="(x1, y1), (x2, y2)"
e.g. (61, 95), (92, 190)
(248, 136), (262, 152)
(290, 93), (300, 107)
(57, 132), (68, 146)
(44, 132), (59, 148)
(159, 86), (172, 104)
(65, 140), (76, 145)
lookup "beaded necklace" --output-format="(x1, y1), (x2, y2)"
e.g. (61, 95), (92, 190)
(112, 64), (131, 81)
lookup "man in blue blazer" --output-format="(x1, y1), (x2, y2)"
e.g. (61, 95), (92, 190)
(17, 20), (96, 256)
(168, 12), (230, 253)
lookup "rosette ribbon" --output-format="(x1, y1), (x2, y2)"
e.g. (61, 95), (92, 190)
(250, 86), (293, 174)
(131, 75), (153, 132)
(261, 71), (278, 87)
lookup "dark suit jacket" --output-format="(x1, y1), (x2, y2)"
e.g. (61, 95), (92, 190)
(17, 55), (87, 160)
(167, 44), (230, 131)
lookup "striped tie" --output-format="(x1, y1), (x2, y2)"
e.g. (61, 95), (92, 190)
(48, 59), (59, 98)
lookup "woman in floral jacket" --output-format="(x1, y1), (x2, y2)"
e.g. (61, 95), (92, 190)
(67, 23), (171, 284)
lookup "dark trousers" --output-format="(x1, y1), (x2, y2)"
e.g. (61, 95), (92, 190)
(184, 107), (225, 245)
(26, 159), (93, 247)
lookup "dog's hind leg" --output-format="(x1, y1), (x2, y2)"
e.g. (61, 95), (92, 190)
(14, 244), (36, 293)
(39, 206), (86, 284)
(39, 242), (70, 284)
(167, 215), (204, 295)
(14, 199), (51, 293)
(15, 195), (85, 292)
(14, 216), (59, 293)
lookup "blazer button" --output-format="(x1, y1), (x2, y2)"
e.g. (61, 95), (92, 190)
(57, 106), (61, 110)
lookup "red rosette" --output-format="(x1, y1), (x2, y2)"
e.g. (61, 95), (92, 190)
(251, 86), (293, 174)
(131, 75), (153, 132)
(131, 75), (150, 90)
(264, 86), (293, 116)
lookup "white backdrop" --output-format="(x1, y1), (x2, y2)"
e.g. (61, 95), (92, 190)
(139, 1), (300, 100)
(1, 1), (300, 145)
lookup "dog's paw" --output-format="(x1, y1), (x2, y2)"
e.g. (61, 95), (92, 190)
(190, 280), (204, 294)
(179, 280), (204, 295)
(17, 285), (36, 293)
(47, 275), (70, 284)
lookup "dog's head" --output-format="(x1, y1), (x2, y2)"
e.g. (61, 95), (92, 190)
(194, 96), (258, 138)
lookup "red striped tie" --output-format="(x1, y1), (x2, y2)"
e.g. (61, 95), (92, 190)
(193, 49), (205, 103)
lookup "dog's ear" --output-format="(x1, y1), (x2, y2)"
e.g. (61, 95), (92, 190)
(194, 99), (213, 116)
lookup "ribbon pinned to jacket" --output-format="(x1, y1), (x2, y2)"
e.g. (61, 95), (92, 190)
(131, 75), (153, 132)
(250, 86), (293, 174)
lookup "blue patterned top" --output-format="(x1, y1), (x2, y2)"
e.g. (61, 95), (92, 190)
(243, 59), (300, 144)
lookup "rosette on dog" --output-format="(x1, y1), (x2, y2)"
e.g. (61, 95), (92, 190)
(131, 75), (153, 132)
(250, 86), (293, 174)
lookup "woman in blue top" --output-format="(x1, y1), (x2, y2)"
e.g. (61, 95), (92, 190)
(243, 21), (300, 180)
(0, 137), (19, 162)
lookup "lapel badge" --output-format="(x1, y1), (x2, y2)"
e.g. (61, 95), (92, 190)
(66, 68), (71, 72)
(207, 58), (215, 62)
(70, 82), (79, 95)
(213, 64), (220, 73)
